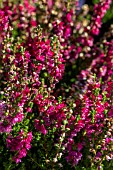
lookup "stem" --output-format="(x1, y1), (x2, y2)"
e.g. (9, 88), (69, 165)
(28, 153), (42, 168)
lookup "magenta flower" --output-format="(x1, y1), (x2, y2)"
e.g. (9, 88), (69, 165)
(6, 131), (32, 163)
(35, 119), (47, 135)
(40, 124), (47, 135)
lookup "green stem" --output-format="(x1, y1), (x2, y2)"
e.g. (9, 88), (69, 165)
(28, 153), (42, 168)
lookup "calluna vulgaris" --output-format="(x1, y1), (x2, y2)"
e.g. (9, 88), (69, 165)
(0, 0), (113, 170)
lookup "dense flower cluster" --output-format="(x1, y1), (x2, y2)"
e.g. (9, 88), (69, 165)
(6, 130), (32, 163)
(91, 0), (112, 35)
(0, 0), (113, 170)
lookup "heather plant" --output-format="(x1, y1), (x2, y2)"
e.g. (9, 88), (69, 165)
(0, 0), (113, 170)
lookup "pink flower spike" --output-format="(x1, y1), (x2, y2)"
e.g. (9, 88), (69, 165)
(40, 124), (47, 135)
